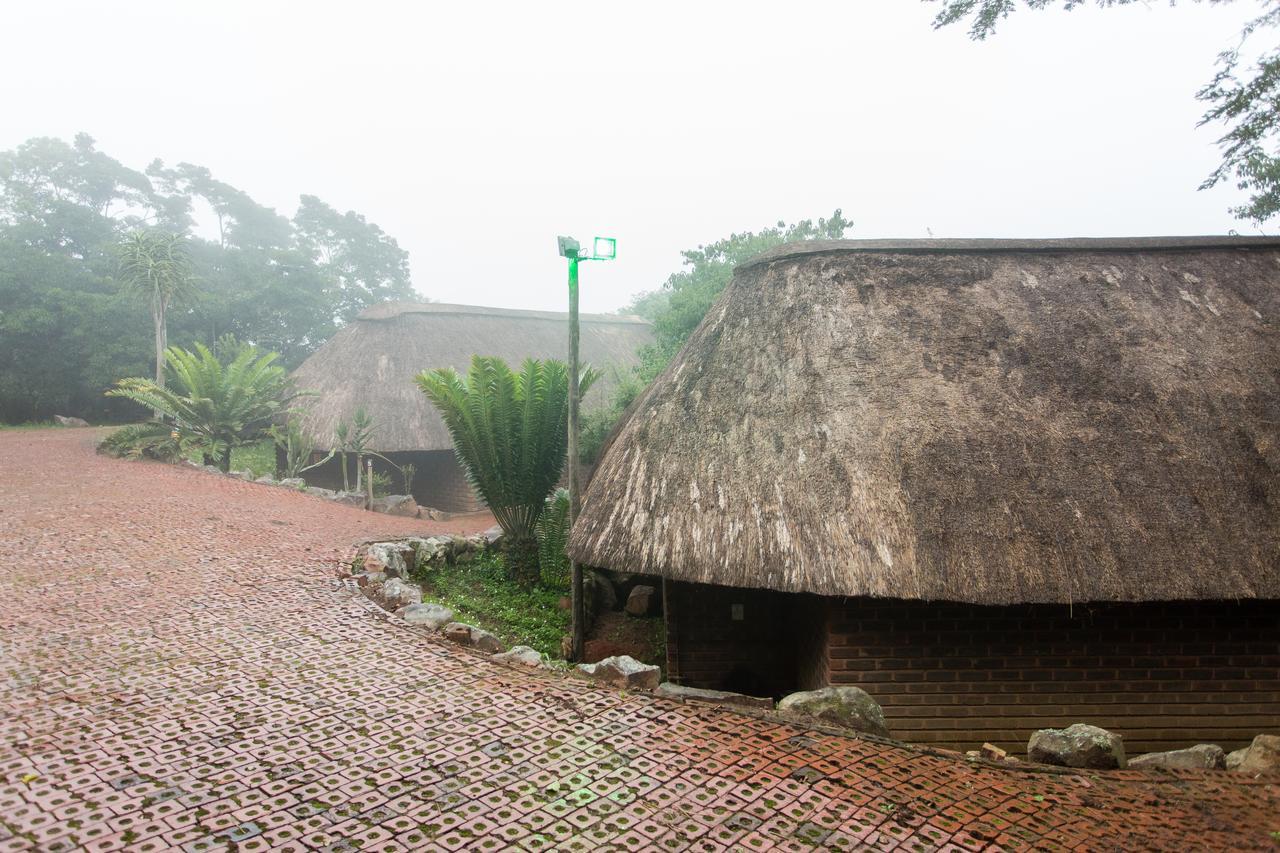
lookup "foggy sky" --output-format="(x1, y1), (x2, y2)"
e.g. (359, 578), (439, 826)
(1, 1), (1266, 314)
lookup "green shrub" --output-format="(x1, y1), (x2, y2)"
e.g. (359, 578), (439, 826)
(370, 470), (393, 498)
(99, 423), (189, 462)
(416, 356), (597, 586)
(536, 488), (571, 587)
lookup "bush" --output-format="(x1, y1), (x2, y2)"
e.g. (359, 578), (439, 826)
(416, 356), (597, 587)
(536, 488), (571, 587)
(99, 423), (188, 462)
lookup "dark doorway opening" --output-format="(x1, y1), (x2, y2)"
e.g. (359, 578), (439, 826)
(667, 582), (828, 700)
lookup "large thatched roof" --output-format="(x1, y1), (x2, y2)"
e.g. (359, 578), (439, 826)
(569, 237), (1280, 604)
(293, 302), (652, 452)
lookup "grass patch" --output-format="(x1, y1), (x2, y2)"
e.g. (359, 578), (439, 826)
(0, 420), (58, 430)
(229, 439), (277, 477)
(182, 437), (277, 477)
(412, 553), (569, 658)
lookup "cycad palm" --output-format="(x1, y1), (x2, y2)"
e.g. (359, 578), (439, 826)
(417, 356), (598, 585)
(117, 231), (196, 391)
(108, 343), (306, 471)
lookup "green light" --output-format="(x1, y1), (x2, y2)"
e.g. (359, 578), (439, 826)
(592, 237), (616, 260)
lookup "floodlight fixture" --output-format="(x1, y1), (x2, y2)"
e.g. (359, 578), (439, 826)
(557, 236), (581, 258)
(592, 237), (617, 260)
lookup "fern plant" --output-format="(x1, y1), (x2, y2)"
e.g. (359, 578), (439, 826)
(536, 488), (572, 587)
(107, 342), (309, 472)
(416, 356), (598, 586)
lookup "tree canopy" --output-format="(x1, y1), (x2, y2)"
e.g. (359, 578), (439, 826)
(579, 210), (853, 463)
(0, 133), (415, 423)
(928, 0), (1280, 223)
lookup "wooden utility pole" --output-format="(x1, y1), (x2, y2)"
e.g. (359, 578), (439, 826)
(567, 255), (585, 662)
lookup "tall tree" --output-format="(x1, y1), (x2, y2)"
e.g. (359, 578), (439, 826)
(928, 0), (1280, 223)
(293, 195), (414, 322)
(0, 134), (419, 423)
(116, 231), (196, 391)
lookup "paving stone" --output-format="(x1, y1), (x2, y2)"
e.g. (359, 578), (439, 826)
(1, 428), (1277, 853)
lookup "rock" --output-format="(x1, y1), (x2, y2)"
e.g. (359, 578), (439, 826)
(482, 525), (504, 549)
(304, 486), (336, 499)
(1130, 744), (1226, 771)
(254, 475), (277, 485)
(399, 602), (454, 629)
(381, 578), (423, 608)
(777, 687), (890, 738)
(411, 536), (445, 567)
(625, 585), (657, 616)
(53, 415), (90, 427)
(655, 682), (773, 710)
(201, 465), (224, 475)
(1235, 734), (1280, 775)
(408, 535), (464, 568)
(471, 630), (504, 654)
(358, 571), (387, 587)
(279, 477), (306, 489)
(442, 622), (505, 654)
(366, 542), (411, 578)
(371, 494), (420, 517)
(589, 570), (617, 613)
(980, 743), (1009, 763)
(231, 469), (255, 481)
(330, 491), (366, 507)
(1226, 747), (1248, 772)
(1028, 724), (1126, 770)
(493, 645), (543, 667)
(576, 655), (661, 691)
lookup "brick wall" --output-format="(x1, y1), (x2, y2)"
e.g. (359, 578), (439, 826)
(665, 586), (1279, 755)
(825, 598), (1280, 754)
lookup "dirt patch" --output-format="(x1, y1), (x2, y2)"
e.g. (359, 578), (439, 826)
(584, 610), (665, 667)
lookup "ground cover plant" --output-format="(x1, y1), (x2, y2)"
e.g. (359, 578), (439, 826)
(410, 552), (569, 658)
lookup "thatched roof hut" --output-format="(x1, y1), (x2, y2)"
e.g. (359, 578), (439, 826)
(292, 302), (652, 453)
(570, 237), (1280, 605)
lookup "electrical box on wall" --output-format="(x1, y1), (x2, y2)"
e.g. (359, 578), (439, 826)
(731, 603), (744, 621)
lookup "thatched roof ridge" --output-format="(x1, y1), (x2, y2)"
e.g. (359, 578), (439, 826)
(293, 302), (652, 452)
(741, 236), (1280, 269)
(569, 239), (1280, 604)
(357, 301), (650, 325)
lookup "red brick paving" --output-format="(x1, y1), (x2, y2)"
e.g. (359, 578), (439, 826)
(0, 428), (1277, 852)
